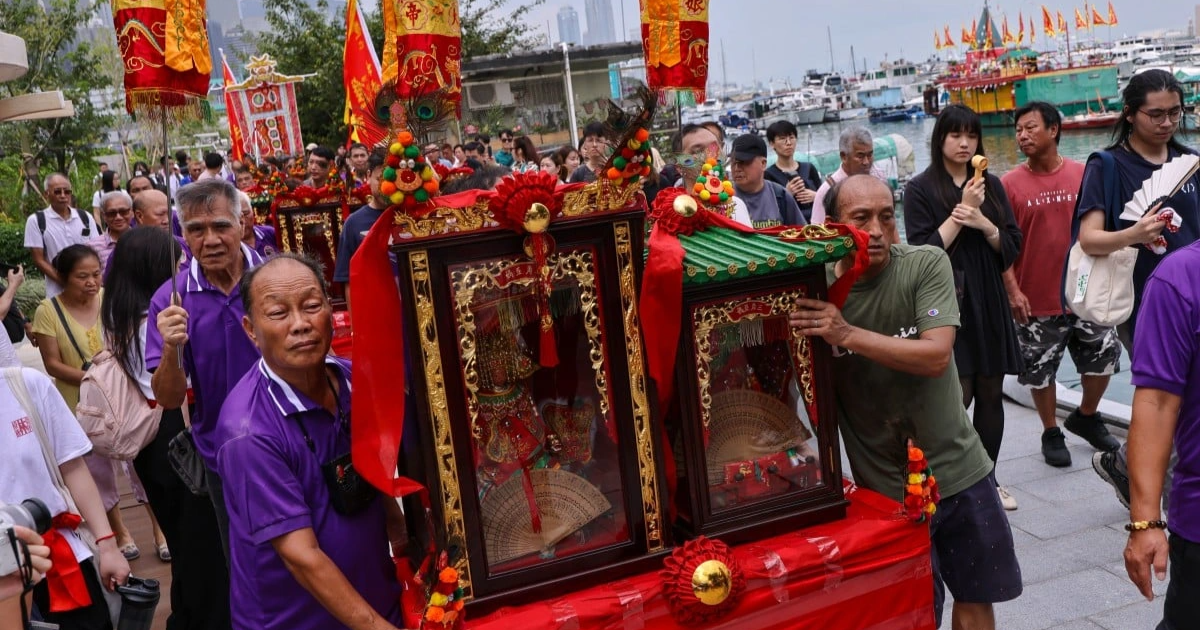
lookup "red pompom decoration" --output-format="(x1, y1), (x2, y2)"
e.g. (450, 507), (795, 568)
(660, 536), (745, 625)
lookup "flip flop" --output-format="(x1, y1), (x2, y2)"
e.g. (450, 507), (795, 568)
(157, 543), (171, 562)
(120, 543), (140, 561)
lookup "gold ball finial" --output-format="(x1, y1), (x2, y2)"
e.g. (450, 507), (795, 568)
(673, 194), (699, 218)
(691, 559), (732, 606)
(523, 202), (551, 233)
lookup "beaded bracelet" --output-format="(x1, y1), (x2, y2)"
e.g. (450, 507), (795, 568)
(1124, 520), (1167, 532)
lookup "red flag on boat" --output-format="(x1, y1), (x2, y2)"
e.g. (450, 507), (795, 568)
(1042, 6), (1056, 37)
(1091, 6), (1108, 25)
(1107, 2), (1119, 25)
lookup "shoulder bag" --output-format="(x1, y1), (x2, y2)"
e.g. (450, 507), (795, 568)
(1062, 151), (1138, 327)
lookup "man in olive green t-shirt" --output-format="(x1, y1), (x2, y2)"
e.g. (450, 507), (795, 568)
(790, 175), (1021, 630)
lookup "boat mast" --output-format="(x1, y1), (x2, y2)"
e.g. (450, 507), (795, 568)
(851, 45), (857, 78)
(721, 39), (728, 99)
(1066, 14), (1073, 68)
(827, 26), (835, 73)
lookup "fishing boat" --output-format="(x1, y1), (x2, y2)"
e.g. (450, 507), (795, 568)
(1060, 110), (1120, 130)
(868, 105), (925, 123)
(938, 4), (1120, 127)
(803, 72), (868, 122)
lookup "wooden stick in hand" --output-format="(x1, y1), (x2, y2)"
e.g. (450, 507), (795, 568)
(971, 155), (988, 185)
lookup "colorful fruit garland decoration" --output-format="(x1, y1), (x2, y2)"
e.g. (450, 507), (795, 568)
(690, 156), (735, 213)
(605, 127), (654, 185)
(904, 438), (940, 522)
(421, 562), (466, 630)
(381, 130), (441, 209)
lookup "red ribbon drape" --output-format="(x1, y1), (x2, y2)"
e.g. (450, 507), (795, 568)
(44, 513), (90, 612)
(349, 207), (424, 497)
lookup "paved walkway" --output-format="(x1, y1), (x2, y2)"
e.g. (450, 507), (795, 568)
(985, 403), (1165, 629)
(16, 343), (1166, 629)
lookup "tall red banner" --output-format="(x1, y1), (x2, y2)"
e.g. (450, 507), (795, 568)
(640, 0), (710, 101)
(112, 0), (210, 120)
(221, 51), (247, 162)
(382, 0), (463, 114)
(225, 55), (307, 160)
(344, 0), (386, 145)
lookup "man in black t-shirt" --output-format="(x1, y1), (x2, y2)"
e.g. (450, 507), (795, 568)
(764, 120), (820, 222)
(333, 148), (392, 309)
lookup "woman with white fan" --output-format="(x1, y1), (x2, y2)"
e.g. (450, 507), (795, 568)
(1075, 69), (1200, 351)
(903, 104), (1025, 511)
(1079, 70), (1200, 532)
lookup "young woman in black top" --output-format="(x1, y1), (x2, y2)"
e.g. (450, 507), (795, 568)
(903, 104), (1024, 508)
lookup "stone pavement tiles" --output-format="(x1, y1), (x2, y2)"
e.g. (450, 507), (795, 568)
(963, 402), (1169, 630)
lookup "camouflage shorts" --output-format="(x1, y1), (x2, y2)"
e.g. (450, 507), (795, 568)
(1016, 315), (1122, 389)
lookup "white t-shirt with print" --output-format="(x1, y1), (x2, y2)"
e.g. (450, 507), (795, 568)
(0, 368), (95, 562)
(23, 207), (92, 298)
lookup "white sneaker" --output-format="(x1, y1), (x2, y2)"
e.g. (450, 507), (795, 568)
(997, 485), (1018, 511)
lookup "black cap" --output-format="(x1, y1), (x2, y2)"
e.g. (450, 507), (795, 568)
(731, 134), (767, 161)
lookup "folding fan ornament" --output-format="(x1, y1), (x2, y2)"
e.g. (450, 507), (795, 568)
(487, 171), (567, 368)
(481, 468), (611, 566)
(1120, 154), (1197, 254)
(705, 390), (813, 487)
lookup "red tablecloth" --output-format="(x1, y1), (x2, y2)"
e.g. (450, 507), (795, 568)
(468, 483), (935, 630)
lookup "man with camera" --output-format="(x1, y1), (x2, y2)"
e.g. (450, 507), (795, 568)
(212, 254), (403, 630)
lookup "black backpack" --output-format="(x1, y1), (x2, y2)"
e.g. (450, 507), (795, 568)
(36, 208), (93, 238)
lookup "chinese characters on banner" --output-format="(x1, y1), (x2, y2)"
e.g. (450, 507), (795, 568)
(639, 0), (710, 102)
(225, 55), (307, 160)
(381, 0), (463, 114)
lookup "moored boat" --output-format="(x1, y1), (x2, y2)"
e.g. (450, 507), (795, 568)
(1060, 110), (1120, 130)
(938, 4), (1119, 127)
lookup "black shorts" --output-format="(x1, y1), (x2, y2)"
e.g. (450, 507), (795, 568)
(1158, 532), (1200, 630)
(929, 473), (1023, 627)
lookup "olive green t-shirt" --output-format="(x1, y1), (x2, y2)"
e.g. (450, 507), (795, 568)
(830, 244), (993, 501)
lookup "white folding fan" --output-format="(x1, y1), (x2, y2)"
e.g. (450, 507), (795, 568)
(1120, 154), (1197, 253)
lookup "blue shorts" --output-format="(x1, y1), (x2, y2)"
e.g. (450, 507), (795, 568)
(930, 473), (1023, 627)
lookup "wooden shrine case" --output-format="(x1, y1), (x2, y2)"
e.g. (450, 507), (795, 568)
(392, 183), (668, 614)
(272, 191), (346, 302)
(668, 226), (850, 544)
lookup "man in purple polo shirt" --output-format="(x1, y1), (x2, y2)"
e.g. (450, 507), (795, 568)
(1123, 240), (1200, 628)
(215, 254), (403, 630)
(148, 178), (264, 557)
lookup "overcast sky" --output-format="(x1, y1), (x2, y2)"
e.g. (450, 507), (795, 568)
(525, 0), (1200, 86)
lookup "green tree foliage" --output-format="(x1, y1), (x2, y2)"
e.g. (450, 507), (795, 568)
(257, 0), (349, 148)
(459, 0), (547, 60)
(0, 0), (115, 174)
(258, 0), (544, 145)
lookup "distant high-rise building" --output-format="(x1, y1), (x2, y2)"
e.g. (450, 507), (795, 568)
(583, 0), (615, 46)
(208, 0), (241, 30)
(557, 6), (582, 46)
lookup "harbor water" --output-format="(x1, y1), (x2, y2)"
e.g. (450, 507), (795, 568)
(790, 116), (1133, 174)
(786, 117), (1139, 404)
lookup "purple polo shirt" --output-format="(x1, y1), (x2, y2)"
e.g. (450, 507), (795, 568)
(145, 244), (264, 466)
(214, 357), (400, 630)
(251, 225), (277, 257)
(1131, 241), (1200, 542)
